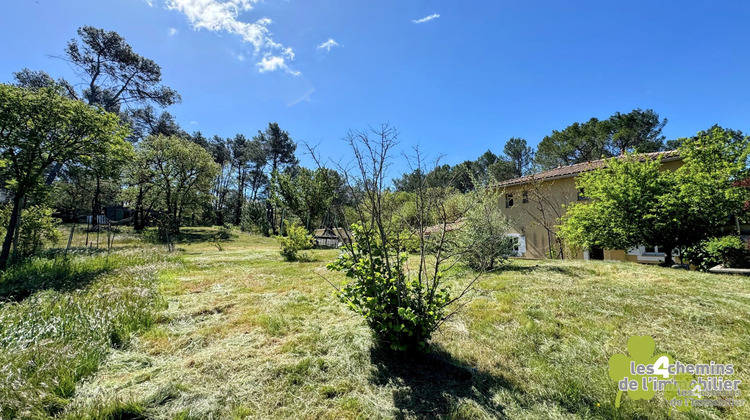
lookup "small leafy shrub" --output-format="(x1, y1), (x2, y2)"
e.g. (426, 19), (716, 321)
(682, 243), (714, 271)
(453, 189), (514, 271)
(685, 236), (750, 270)
(704, 236), (750, 269)
(213, 225), (234, 251)
(277, 222), (314, 262)
(389, 228), (421, 254)
(215, 225), (234, 240)
(328, 224), (451, 352)
(0, 204), (62, 262)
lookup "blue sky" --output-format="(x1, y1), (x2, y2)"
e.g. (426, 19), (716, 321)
(1, 0), (749, 175)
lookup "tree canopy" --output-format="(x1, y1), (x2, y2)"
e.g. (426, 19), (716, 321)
(136, 135), (220, 235)
(0, 84), (129, 268)
(535, 109), (668, 171)
(558, 126), (750, 266)
(64, 26), (180, 112)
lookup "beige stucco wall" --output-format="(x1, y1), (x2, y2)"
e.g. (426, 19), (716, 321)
(496, 177), (579, 259)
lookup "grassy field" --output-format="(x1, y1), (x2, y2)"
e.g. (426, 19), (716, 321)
(2, 227), (749, 419)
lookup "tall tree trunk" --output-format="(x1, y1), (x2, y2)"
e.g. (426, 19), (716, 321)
(268, 202), (278, 236)
(92, 174), (101, 226)
(235, 168), (245, 225)
(134, 186), (145, 231)
(0, 193), (23, 270)
(662, 246), (675, 267)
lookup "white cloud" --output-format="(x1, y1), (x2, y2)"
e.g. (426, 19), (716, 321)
(162, 0), (297, 74)
(256, 54), (300, 76)
(190, 121), (199, 125)
(169, 27), (179, 36)
(317, 38), (339, 52)
(412, 13), (440, 24)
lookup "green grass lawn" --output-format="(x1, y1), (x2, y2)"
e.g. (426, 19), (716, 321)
(2, 227), (749, 419)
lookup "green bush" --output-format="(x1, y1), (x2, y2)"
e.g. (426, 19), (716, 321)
(453, 189), (514, 271)
(389, 228), (421, 254)
(276, 222), (314, 262)
(0, 204), (62, 262)
(328, 223), (451, 352)
(685, 236), (750, 270)
(215, 225), (234, 240)
(212, 225), (235, 251)
(681, 243), (714, 271)
(704, 236), (750, 269)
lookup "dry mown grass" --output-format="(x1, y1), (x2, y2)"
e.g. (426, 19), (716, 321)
(23, 227), (750, 419)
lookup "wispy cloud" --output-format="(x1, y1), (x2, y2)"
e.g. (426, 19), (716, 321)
(161, 0), (298, 74)
(317, 38), (339, 52)
(412, 13), (440, 24)
(168, 27), (178, 36)
(257, 54), (300, 76)
(190, 121), (199, 125)
(286, 87), (315, 107)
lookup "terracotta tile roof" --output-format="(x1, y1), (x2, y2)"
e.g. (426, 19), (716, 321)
(494, 150), (681, 188)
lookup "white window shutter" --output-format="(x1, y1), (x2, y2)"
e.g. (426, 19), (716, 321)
(518, 236), (526, 256)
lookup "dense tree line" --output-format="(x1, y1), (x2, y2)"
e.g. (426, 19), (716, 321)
(1, 25), (746, 272)
(0, 26), (349, 268)
(393, 109), (669, 193)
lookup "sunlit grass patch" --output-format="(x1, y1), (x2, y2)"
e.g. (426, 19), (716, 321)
(14, 227), (749, 419)
(0, 250), (171, 419)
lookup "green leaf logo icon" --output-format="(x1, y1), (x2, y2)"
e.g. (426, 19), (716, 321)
(608, 335), (670, 407)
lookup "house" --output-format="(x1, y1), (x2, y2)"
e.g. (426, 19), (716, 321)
(494, 150), (684, 263)
(313, 227), (352, 248)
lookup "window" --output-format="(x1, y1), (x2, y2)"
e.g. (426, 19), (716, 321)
(577, 188), (589, 201)
(522, 190), (529, 203)
(505, 193), (514, 208)
(643, 245), (664, 255)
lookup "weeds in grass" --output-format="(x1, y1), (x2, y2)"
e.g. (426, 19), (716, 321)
(6, 228), (749, 419)
(0, 250), (169, 419)
(0, 251), (158, 300)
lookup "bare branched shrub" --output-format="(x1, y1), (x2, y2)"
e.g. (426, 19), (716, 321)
(309, 124), (512, 352)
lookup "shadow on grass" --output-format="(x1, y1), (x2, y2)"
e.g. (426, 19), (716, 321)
(0, 257), (113, 301)
(501, 263), (589, 278)
(139, 228), (219, 246)
(369, 344), (516, 418)
(173, 229), (220, 244)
